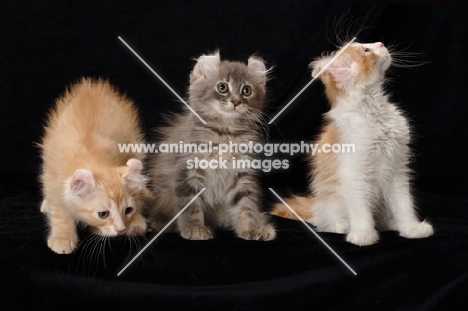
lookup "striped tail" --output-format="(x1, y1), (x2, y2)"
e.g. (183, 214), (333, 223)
(270, 196), (314, 221)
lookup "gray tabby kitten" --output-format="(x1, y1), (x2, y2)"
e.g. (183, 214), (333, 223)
(148, 51), (276, 241)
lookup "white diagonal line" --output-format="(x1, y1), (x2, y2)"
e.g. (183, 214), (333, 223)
(117, 188), (206, 276)
(118, 36), (207, 125)
(268, 37), (357, 124)
(268, 188), (357, 276)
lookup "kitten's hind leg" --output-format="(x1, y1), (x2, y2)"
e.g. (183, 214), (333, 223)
(385, 173), (433, 239)
(311, 196), (350, 234)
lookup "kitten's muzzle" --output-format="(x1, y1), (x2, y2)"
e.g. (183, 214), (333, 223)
(231, 100), (241, 107)
(116, 227), (126, 235)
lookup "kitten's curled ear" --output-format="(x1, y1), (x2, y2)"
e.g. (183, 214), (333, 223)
(309, 55), (353, 89)
(122, 158), (147, 191)
(310, 59), (324, 79)
(191, 51), (221, 81)
(70, 169), (96, 197)
(248, 55), (269, 87)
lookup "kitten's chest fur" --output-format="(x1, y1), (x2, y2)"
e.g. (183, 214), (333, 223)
(333, 88), (409, 152)
(329, 86), (410, 185)
(166, 112), (261, 204)
(194, 119), (261, 198)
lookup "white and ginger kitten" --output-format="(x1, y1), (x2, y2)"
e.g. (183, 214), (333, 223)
(271, 42), (433, 246)
(40, 78), (148, 254)
(148, 52), (276, 241)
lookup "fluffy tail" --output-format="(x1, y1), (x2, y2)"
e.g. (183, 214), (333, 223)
(270, 196), (314, 221)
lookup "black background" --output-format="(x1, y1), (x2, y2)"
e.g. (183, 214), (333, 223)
(1, 0), (467, 310)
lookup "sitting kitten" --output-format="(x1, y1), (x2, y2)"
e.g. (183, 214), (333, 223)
(148, 52), (276, 241)
(271, 42), (433, 246)
(40, 78), (148, 254)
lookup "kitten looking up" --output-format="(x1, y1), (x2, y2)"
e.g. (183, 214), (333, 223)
(148, 52), (276, 241)
(271, 42), (433, 246)
(40, 78), (148, 254)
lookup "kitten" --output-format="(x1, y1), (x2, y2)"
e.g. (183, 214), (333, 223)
(40, 78), (148, 254)
(148, 51), (276, 241)
(271, 42), (433, 246)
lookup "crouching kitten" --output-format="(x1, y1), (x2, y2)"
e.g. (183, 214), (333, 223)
(40, 78), (148, 254)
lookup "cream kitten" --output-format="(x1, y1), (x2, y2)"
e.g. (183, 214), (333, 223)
(148, 52), (276, 241)
(40, 78), (148, 254)
(272, 42), (433, 246)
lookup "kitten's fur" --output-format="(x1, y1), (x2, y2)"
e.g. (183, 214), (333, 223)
(271, 42), (433, 246)
(40, 78), (148, 254)
(148, 52), (276, 241)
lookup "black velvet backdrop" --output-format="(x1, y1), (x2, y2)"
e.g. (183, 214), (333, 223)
(1, 1), (468, 310)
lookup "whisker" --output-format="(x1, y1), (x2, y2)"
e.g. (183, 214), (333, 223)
(125, 235), (134, 264)
(75, 235), (97, 274)
(86, 235), (108, 273)
(85, 235), (102, 270)
(386, 43), (430, 69)
(101, 236), (108, 270)
(87, 235), (104, 275)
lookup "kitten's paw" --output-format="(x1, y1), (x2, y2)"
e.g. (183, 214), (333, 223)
(399, 222), (433, 239)
(180, 225), (214, 240)
(47, 236), (78, 254)
(128, 219), (147, 236)
(319, 220), (350, 234)
(346, 230), (379, 246)
(238, 225), (277, 241)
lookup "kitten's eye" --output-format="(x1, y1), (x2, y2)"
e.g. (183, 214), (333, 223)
(217, 83), (229, 94)
(241, 85), (252, 97)
(363, 47), (371, 52)
(124, 207), (134, 215)
(98, 211), (110, 219)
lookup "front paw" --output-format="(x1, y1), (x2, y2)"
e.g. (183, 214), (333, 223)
(180, 225), (214, 240)
(399, 221), (433, 239)
(238, 225), (277, 241)
(128, 218), (147, 236)
(346, 230), (379, 246)
(127, 222), (146, 236)
(317, 220), (350, 234)
(47, 236), (78, 254)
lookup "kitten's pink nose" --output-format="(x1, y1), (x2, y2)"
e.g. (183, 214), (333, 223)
(232, 100), (241, 107)
(379, 42), (385, 47)
(116, 228), (126, 235)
